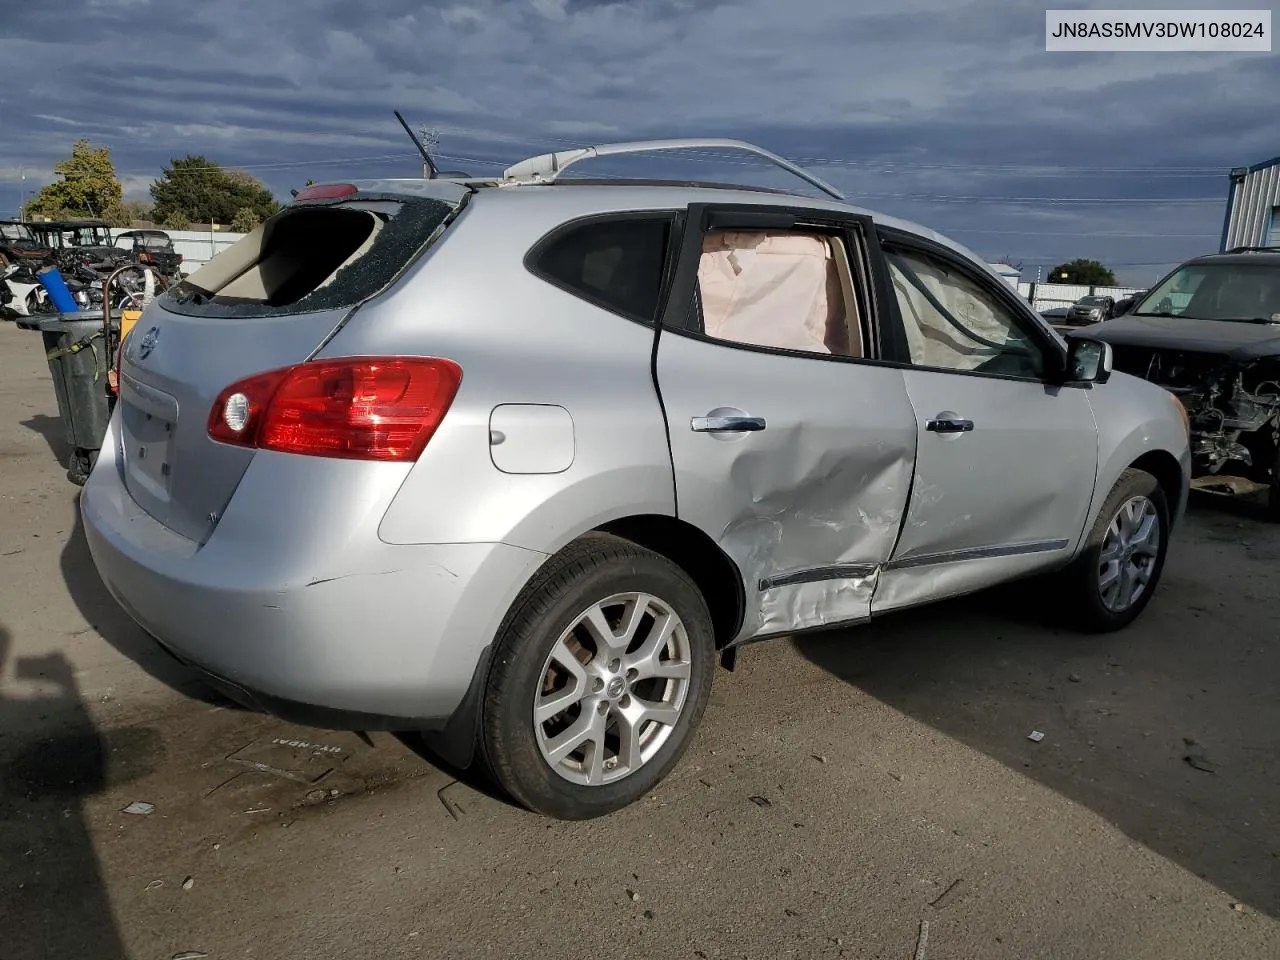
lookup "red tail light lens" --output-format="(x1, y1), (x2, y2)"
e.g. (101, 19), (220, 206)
(207, 357), (462, 461)
(295, 183), (359, 202)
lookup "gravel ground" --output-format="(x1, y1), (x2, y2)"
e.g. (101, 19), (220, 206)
(0, 319), (1277, 960)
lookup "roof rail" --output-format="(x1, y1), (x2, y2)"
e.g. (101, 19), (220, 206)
(501, 138), (845, 201)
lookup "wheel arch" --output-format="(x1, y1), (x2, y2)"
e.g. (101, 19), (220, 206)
(1128, 448), (1186, 524)
(595, 515), (746, 650)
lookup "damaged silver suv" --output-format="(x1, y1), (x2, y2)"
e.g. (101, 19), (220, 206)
(81, 139), (1191, 820)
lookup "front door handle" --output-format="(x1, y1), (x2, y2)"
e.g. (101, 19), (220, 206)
(926, 417), (974, 434)
(691, 415), (767, 433)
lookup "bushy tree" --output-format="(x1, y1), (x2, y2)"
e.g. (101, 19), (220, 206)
(150, 155), (279, 226)
(1049, 258), (1117, 286)
(161, 208), (191, 231)
(27, 139), (124, 219)
(230, 206), (261, 233)
(104, 199), (153, 227)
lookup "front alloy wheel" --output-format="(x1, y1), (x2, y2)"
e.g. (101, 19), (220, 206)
(1059, 467), (1170, 633)
(1097, 495), (1161, 612)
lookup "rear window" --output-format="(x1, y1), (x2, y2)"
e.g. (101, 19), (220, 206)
(161, 196), (455, 318)
(528, 216), (673, 324)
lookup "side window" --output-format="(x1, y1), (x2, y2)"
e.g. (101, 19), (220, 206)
(531, 217), (672, 323)
(884, 245), (1045, 378)
(694, 229), (864, 358)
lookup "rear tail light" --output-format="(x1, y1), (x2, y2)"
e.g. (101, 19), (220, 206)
(207, 357), (462, 461)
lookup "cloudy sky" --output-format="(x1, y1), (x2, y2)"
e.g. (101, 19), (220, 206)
(1, 0), (1276, 284)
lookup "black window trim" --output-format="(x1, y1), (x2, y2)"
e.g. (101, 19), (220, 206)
(523, 209), (685, 328)
(656, 201), (901, 368)
(875, 226), (1071, 385)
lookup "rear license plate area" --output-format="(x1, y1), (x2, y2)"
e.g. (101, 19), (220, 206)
(120, 376), (179, 504)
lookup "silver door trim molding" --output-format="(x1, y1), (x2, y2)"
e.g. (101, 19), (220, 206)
(885, 538), (1070, 571)
(758, 563), (879, 592)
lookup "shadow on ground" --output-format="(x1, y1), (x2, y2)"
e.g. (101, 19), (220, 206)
(59, 504), (229, 708)
(794, 527), (1280, 917)
(19, 413), (70, 467)
(0, 623), (139, 959)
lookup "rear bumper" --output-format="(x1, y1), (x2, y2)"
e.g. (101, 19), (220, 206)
(80, 421), (548, 727)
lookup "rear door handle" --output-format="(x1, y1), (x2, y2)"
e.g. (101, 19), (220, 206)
(691, 415), (767, 433)
(926, 417), (974, 434)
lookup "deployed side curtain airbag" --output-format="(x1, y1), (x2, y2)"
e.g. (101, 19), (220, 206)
(698, 231), (841, 354)
(887, 252), (1012, 371)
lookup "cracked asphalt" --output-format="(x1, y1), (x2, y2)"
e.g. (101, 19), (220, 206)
(1, 320), (1278, 959)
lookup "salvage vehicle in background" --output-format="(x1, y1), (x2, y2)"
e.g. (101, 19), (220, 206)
(1064, 294), (1116, 326)
(114, 229), (184, 282)
(29, 219), (130, 271)
(0, 220), (52, 267)
(1087, 247), (1280, 516)
(1112, 289), (1146, 317)
(81, 139), (1191, 821)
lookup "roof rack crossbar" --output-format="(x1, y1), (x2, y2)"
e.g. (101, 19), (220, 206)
(501, 138), (845, 201)
(1228, 245), (1280, 253)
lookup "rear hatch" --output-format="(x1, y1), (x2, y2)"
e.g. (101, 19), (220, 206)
(115, 181), (469, 544)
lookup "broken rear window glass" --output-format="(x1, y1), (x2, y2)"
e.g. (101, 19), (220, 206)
(160, 197), (455, 319)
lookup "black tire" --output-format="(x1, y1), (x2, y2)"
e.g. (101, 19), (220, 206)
(1059, 468), (1170, 633)
(481, 533), (715, 820)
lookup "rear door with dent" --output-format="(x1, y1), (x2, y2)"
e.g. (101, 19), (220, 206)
(654, 203), (918, 641)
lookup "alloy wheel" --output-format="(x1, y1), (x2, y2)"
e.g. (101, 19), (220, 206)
(1098, 495), (1161, 612)
(533, 592), (692, 787)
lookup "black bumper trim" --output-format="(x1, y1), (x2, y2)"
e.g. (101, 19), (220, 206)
(150, 635), (449, 734)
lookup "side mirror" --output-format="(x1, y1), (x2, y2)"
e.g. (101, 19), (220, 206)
(1065, 335), (1113, 384)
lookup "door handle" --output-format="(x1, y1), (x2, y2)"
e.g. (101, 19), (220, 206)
(926, 417), (974, 434)
(691, 415), (767, 433)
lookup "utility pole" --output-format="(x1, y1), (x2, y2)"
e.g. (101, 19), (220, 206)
(393, 111), (439, 179)
(18, 166), (25, 221)
(419, 127), (441, 180)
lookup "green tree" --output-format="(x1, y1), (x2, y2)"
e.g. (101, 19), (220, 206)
(26, 139), (124, 219)
(160, 209), (191, 231)
(103, 199), (154, 227)
(1049, 258), (1117, 286)
(230, 206), (261, 233)
(150, 155), (280, 226)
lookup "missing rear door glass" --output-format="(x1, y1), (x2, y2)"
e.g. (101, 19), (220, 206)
(162, 197), (456, 319)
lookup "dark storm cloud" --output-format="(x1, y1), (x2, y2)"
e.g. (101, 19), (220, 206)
(0, 0), (1274, 283)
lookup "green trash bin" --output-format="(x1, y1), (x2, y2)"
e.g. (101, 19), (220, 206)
(20, 311), (119, 485)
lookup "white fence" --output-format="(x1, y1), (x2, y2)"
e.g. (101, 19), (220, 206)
(166, 230), (244, 271)
(111, 228), (246, 274)
(1017, 281), (1145, 312)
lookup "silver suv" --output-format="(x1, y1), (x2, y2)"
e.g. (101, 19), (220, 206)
(81, 139), (1191, 819)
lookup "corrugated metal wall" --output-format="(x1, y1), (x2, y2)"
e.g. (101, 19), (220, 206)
(1224, 161), (1280, 251)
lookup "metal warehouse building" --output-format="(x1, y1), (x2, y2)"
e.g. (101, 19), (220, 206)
(1222, 156), (1280, 251)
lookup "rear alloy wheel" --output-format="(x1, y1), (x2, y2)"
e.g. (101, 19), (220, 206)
(482, 534), (714, 819)
(1059, 468), (1170, 632)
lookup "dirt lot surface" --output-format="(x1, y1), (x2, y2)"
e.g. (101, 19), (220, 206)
(1, 319), (1278, 960)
